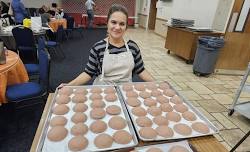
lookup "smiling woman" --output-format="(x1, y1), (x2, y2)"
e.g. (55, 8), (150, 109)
(58, 4), (154, 87)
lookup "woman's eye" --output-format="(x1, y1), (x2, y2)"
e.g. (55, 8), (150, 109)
(111, 21), (117, 24)
(120, 23), (125, 26)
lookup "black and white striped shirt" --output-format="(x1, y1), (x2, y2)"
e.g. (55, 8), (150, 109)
(84, 39), (145, 77)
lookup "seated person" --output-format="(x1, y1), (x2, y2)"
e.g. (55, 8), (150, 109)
(38, 7), (51, 26)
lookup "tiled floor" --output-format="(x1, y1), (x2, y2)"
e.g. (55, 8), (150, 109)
(125, 28), (250, 152)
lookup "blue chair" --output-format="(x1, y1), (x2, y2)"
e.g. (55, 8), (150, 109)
(46, 25), (65, 59)
(12, 26), (39, 76)
(6, 37), (50, 105)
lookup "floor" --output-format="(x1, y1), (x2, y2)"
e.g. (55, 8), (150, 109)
(125, 28), (250, 152)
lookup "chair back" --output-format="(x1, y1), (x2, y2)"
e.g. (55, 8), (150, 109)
(38, 37), (50, 90)
(56, 25), (64, 43)
(67, 16), (74, 30)
(12, 26), (37, 63)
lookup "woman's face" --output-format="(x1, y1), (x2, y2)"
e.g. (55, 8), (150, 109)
(107, 11), (127, 40)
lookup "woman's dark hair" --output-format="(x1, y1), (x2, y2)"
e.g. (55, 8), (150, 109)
(38, 8), (45, 14)
(107, 4), (128, 27)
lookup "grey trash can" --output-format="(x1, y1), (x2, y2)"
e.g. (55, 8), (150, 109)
(193, 36), (224, 76)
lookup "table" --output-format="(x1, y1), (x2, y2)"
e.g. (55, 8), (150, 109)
(0, 51), (29, 104)
(0, 28), (46, 50)
(165, 26), (223, 64)
(48, 19), (67, 32)
(30, 93), (228, 152)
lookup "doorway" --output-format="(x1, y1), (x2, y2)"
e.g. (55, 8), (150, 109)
(148, 0), (157, 30)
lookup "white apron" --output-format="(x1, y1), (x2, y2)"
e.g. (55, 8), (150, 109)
(93, 39), (134, 85)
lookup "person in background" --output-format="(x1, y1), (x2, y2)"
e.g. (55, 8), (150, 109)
(11, 0), (27, 24)
(59, 4), (154, 87)
(38, 7), (51, 26)
(0, 1), (14, 25)
(0, 1), (9, 15)
(85, 0), (95, 28)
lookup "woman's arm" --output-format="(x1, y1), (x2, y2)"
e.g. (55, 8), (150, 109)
(138, 69), (154, 82)
(68, 72), (92, 85)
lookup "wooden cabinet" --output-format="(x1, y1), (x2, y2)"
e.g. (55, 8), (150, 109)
(165, 26), (222, 63)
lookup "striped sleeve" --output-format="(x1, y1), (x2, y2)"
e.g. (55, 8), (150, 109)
(84, 47), (98, 77)
(128, 40), (145, 74)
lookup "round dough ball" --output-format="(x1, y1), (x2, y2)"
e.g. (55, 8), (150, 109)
(166, 112), (181, 122)
(58, 87), (73, 95)
(74, 88), (88, 95)
(153, 116), (168, 126)
(139, 91), (151, 99)
(163, 89), (176, 97)
(156, 96), (169, 104)
(122, 83), (133, 91)
(71, 123), (88, 136)
(104, 87), (116, 94)
(136, 116), (153, 127)
(47, 126), (68, 142)
(50, 116), (67, 127)
(90, 93), (103, 100)
(106, 105), (121, 115)
(108, 116), (127, 130)
(182, 111), (197, 121)
(68, 136), (88, 151)
(159, 82), (170, 90)
(134, 84), (146, 91)
(173, 123), (192, 136)
(56, 95), (70, 104)
(169, 145), (189, 152)
(90, 120), (107, 133)
(131, 107), (147, 117)
(113, 130), (132, 144)
(126, 98), (141, 107)
(90, 100), (106, 108)
(160, 103), (173, 112)
(90, 87), (102, 93)
(53, 104), (69, 115)
(144, 98), (157, 107)
(105, 94), (117, 102)
(170, 95), (183, 104)
(71, 113), (87, 123)
(72, 94), (87, 103)
(73, 103), (88, 112)
(146, 147), (163, 152)
(146, 82), (158, 90)
(90, 108), (106, 119)
(151, 90), (162, 97)
(191, 122), (210, 134)
(126, 91), (138, 98)
(147, 106), (162, 116)
(173, 104), (188, 113)
(139, 127), (157, 139)
(156, 126), (174, 138)
(94, 133), (113, 149)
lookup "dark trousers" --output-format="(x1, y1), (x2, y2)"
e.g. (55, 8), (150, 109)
(87, 10), (94, 28)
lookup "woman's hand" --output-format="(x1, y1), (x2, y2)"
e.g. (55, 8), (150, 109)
(57, 83), (68, 89)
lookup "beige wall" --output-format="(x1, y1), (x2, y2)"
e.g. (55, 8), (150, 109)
(138, 14), (148, 28)
(154, 19), (168, 38)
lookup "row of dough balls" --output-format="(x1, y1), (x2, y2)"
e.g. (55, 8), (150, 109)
(138, 121), (210, 139)
(131, 145), (189, 152)
(122, 82), (170, 92)
(56, 93), (118, 104)
(58, 86), (116, 95)
(48, 127), (133, 151)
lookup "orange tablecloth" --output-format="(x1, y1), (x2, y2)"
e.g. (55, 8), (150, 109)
(0, 51), (29, 104)
(48, 19), (67, 32)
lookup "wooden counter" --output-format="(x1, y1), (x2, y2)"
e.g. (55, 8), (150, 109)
(30, 94), (228, 152)
(165, 26), (223, 63)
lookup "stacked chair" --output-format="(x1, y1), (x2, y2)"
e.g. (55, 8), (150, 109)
(12, 26), (39, 77)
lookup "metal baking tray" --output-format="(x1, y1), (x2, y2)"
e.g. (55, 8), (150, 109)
(134, 140), (194, 152)
(117, 81), (218, 141)
(36, 85), (138, 152)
